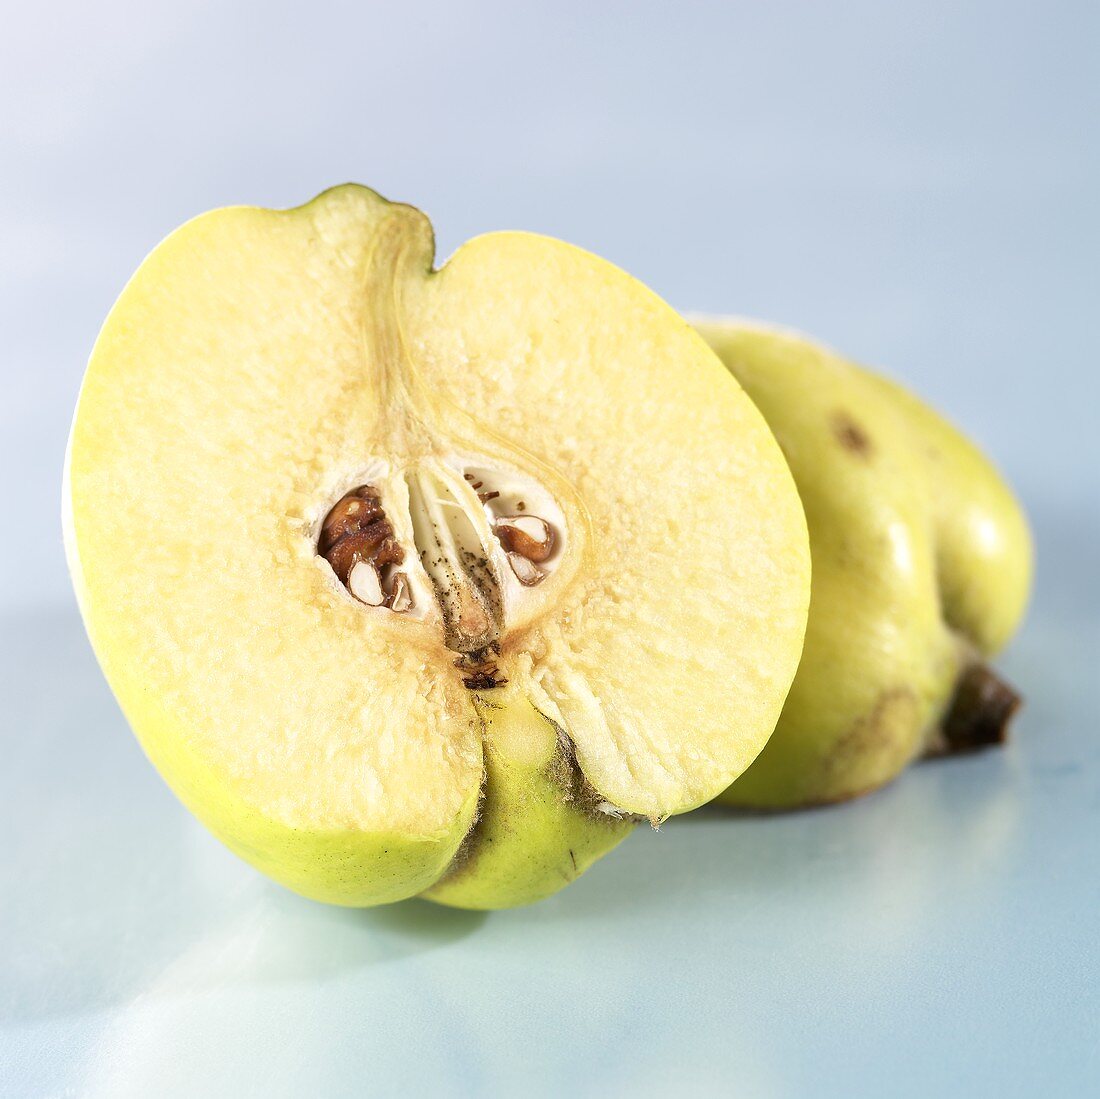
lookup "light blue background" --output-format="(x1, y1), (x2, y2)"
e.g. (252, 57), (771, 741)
(2, 2), (1098, 1096)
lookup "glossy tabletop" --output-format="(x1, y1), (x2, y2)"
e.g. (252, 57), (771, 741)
(2, 2), (1098, 1095)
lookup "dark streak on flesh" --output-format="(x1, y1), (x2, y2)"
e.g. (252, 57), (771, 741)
(536, 704), (640, 824)
(457, 641), (506, 690)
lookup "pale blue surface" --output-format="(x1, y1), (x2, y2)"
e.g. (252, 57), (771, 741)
(2, 2), (1098, 1096)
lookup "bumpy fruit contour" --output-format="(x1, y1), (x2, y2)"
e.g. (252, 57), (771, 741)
(696, 319), (1032, 809)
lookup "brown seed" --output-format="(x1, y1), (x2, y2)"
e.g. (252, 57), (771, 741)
(347, 561), (385, 605)
(388, 572), (413, 613)
(320, 484), (404, 596)
(319, 497), (363, 553)
(320, 489), (387, 553)
(495, 515), (554, 563)
(507, 551), (546, 586)
(326, 522), (403, 582)
(462, 669), (508, 690)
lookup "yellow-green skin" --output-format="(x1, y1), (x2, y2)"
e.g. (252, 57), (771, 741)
(695, 321), (1032, 808)
(425, 688), (632, 908)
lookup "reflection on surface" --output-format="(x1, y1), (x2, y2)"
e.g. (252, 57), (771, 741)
(0, 608), (486, 1022)
(3, 510), (1097, 1099)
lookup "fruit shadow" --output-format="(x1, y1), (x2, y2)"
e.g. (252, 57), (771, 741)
(0, 606), (486, 1024)
(538, 535), (1091, 928)
(557, 495), (1091, 925)
(0, 609), (1040, 1027)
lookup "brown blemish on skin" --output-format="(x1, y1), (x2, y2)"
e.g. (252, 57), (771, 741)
(823, 687), (919, 784)
(831, 410), (873, 457)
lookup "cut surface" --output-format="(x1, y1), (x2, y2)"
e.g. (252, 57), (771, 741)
(65, 186), (810, 905)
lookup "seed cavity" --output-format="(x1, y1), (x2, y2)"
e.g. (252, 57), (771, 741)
(319, 485), (411, 612)
(318, 462), (565, 689)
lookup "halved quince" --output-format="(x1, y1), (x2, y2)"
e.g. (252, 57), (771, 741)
(64, 185), (810, 908)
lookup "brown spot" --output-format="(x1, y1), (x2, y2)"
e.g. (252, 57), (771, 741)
(823, 687), (919, 786)
(462, 670), (507, 690)
(831, 410), (873, 457)
(456, 643), (506, 690)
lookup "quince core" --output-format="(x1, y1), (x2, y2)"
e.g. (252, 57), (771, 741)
(64, 186), (810, 908)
